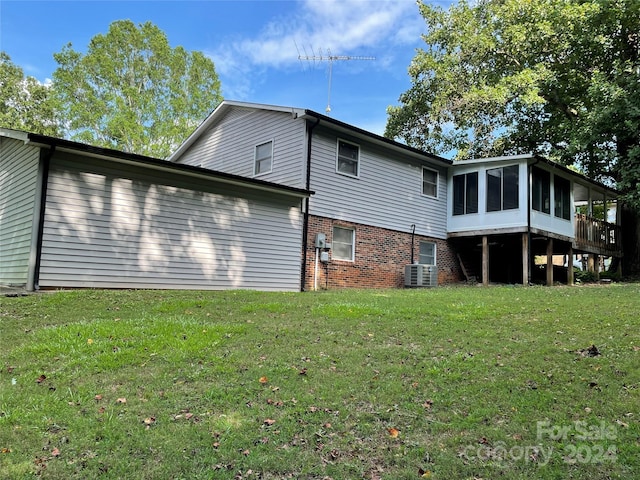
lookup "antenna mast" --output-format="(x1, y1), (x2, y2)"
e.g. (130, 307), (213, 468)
(298, 48), (375, 114)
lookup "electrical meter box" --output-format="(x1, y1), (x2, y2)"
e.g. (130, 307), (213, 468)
(320, 251), (330, 263)
(315, 233), (326, 249)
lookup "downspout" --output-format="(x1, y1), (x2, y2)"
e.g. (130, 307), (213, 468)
(29, 145), (55, 291)
(300, 116), (321, 291)
(410, 224), (416, 264)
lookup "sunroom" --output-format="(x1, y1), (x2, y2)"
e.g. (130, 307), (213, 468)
(447, 155), (621, 285)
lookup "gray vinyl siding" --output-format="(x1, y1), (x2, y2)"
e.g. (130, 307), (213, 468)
(309, 127), (448, 238)
(0, 138), (40, 286)
(38, 153), (303, 291)
(175, 107), (306, 188)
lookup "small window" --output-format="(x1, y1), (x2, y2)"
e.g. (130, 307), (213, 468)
(554, 175), (571, 220)
(336, 140), (359, 177)
(254, 141), (273, 176)
(332, 226), (355, 261)
(422, 168), (438, 197)
(419, 241), (436, 265)
(532, 167), (550, 214)
(486, 165), (519, 212)
(453, 172), (478, 215)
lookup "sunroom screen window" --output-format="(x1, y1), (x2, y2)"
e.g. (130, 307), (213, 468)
(554, 175), (571, 220)
(532, 167), (550, 214)
(453, 172), (478, 215)
(487, 165), (519, 212)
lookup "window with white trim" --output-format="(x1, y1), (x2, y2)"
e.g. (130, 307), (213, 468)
(254, 140), (273, 176)
(422, 168), (438, 197)
(419, 241), (436, 265)
(336, 139), (359, 177)
(332, 226), (355, 261)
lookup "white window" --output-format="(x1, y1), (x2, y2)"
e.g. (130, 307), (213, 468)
(332, 226), (355, 261)
(336, 139), (359, 177)
(419, 241), (436, 265)
(422, 168), (438, 197)
(254, 140), (273, 176)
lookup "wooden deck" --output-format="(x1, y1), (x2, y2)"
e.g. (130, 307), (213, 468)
(573, 213), (622, 256)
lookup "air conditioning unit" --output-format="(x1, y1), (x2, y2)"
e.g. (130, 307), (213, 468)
(405, 264), (438, 287)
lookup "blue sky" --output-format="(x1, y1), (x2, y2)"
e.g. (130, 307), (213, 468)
(1, 0), (452, 137)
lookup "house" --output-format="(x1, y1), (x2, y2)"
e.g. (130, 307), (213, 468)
(170, 101), (623, 289)
(448, 154), (622, 285)
(169, 101), (460, 290)
(0, 128), (311, 291)
(2, 101), (623, 292)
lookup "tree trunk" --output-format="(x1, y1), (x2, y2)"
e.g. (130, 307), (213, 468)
(621, 203), (640, 277)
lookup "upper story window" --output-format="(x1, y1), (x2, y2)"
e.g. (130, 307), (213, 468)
(422, 168), (438, 198)
(453, 172), (478, 215)
(254, 140), (273, 176)
(419, 241), (436, 265)
(532, 166), (551, 214)
(336, 139), (359, 177)
(554, 175), (571, 220)
(332, 226), (355, 261)
(487, 165), (519, 212)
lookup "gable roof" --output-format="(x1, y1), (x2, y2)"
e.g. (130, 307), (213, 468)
(1, 128), (312, 199)
(169, 100), (452, 167)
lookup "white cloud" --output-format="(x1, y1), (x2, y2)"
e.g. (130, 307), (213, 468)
(207, 0), (424, 98)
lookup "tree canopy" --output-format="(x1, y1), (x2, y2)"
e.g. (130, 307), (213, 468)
(0, 52), (59, 136)
(386, 0), (640, 209)
(52, 20), (222, 158)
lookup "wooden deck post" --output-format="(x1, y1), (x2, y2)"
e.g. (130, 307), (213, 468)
(522, 232), (529, 286)
(546, 238), (554, 286)
(567, 246), (574, 285)
(482, 235), (489, 286)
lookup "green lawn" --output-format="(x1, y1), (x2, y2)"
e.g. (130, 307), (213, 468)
(1, 285), (638, 479)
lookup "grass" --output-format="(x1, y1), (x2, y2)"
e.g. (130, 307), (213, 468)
(0, 285), (639, 479)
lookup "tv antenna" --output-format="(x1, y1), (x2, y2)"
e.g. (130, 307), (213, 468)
(297, 46), (375, 114)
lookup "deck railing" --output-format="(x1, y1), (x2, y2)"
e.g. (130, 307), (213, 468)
(574, 213), (622, 255)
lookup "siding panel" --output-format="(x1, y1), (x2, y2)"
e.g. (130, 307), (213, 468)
(38, 153), (303, 291)
(176, 107), (306, 188)
(0, 138), (40, 286)
(309, 127), (448, 238)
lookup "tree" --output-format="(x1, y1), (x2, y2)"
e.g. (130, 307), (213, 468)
(385, 0), (640, 211)
(52, 20), (222, 158)
(0, 52), (59, 136)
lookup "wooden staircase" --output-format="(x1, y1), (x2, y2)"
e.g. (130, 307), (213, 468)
(457, 253), (480, 283)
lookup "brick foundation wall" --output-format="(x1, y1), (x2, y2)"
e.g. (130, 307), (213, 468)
(303, 215), (463, 290)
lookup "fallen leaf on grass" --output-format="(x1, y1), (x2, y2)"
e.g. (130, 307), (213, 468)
(143, 417), (156, 426)
(1, 448), (11, 453)
(94, 394), (103, 402)
(87, 338), (94, 345)
(51, 448), (60, 457)
(263, 418), (276, 426)
(116, 398), (126, 404)
(36, 375), (46, 384)
(387, 428), (399, 438)
(418, 468), (432, 478)
(259, 376), (269, 384)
